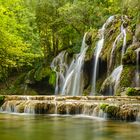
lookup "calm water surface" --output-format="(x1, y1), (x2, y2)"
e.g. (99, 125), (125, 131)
(0, 113), (140, 140)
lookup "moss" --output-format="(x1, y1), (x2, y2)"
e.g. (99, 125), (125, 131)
(105, 105), (119, 118)
(49, 71), (56, 86)
(126, 28), (133, 45)
(101, 17), (122, 62)
(100, 104), (120, 119)
(0, 95), (5, 106)
(34, 67), (51, 81)
(100, 103), (109, 111)
(122, 47), (136, 64)
(126, 87), (140, 96)
(119, 65), (135, 87)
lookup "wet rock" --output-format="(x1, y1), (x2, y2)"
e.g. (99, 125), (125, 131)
(122, 43), (140, 64)
(135, 24), (140, 42)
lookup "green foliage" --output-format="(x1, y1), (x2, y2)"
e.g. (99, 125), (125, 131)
(0, 0), (42, 82)
(34, 66), (51, 81)
(105, 105), (119, 118)
(100, 103), (119, 118)
(126, 88), (140, 96)
(120, 65), (135, 87)
(49, 72), (56, 86)
(100, 103), (109, 111)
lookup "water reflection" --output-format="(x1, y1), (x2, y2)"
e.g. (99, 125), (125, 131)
(0, 113), (140, 140)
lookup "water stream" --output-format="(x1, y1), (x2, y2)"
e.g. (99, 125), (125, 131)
(101, 17), (127, 95)
(51, 33), (88, 96)
(51, 51), (68, 95)
(61, 33), (88, 96)
(91, 16), (114, 95)
(135, 48), (140, 87)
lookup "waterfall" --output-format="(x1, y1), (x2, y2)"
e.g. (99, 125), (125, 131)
(108, 22), (126, 73)
(101, 16), (127, 95)
(110, 65), (123, 94)
(108, 32), (123, 73)
(121, 24), (127, 62)
(135, 48), (140, 87)
(51, 51), (68, 95)
(51, 33), (88, 96)
(1, 95), (140, 121)
(91, 16), (114, 95)
(62, 33), (88, 96)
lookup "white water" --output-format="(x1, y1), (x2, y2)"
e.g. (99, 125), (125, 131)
(108, 32), (123, 73)
(101, 17), (128, 95)
(91, 16), (114, 95)
(121, 24), (127, 62)
(62, 33), (88, 96)
(108, 23), (126, 74)
(51, 51), (68, 95)
(51, 33), (88, 96)
(110, 65), (123, 94)
(135, 48), (140, 87)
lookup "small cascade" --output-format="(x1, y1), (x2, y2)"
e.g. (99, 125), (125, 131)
(61, 33), (88, 96)
(135, 48), (140, 87)
(1, 95), (140, 121)
(101, 16), (127, 95)
(108, 32), (123, 73)
(121, 24), (127, 62)
(54, 96), (58, 114)
(108, 21), (126, 74)
(51, 33), (88, 96)
(110, 65), (123, 94)
(91, 16), (114, 95)
(100, 65), (123, 95)
(51, 51), (68, 95)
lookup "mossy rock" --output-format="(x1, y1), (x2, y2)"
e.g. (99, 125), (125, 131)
(101, 17), (122, 62)
(105, 105), (120, 119)
(135, 24), (140, 41)
(100, 103), (109, 111)
(119, 65), (135, 88)
(122, 42), (140, 65)
(126, 87), (140, 96)
(0, 95), (5, 106)
(100, 104), (120, 119)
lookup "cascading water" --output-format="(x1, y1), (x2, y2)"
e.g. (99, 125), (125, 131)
(51, 51), (68, 95)
(91, 16), (114, 95)
(121, 24), (127, 62)
(101, 16), (127, 95)
(109, 65), (123, 94)
(135, 48), (140, 87)
(51, 33), (88, 96)
(1, 95), (140, 121)
(108, 21), (126, 73)
(109, 22), (126, 94)
(62, 33), (88, 96)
